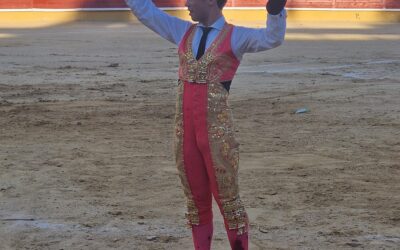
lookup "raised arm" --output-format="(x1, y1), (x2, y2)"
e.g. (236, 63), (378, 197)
(125, 0), (192, 45)
(232, 0), (287, 60)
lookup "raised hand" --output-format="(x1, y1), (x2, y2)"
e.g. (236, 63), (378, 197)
(266, 0), (287, 15)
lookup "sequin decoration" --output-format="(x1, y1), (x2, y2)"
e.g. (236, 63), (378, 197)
(185, 199), (200, 226)
(207, 80), (248, 235)
(178, 24), (230, 84)
(222, 195), (249, 235)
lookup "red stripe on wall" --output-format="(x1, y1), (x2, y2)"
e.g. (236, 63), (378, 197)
(32, 0), (186, 8)
(287, 0), (333, 9)
(33, 0), (126, 8)
(386, 0), (400, 8)
(0, 0), (32, 8)
(227, 0), (267, 7)
(0, 0), (398, 9)
(334, 0), (384, 9)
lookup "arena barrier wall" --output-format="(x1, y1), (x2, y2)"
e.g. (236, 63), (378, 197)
(1, 0), (399, 27)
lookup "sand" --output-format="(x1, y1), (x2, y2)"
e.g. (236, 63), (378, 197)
(0, 21), (399, 249)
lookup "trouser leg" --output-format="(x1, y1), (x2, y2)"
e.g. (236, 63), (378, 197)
(181, 82), (214, 249)
(198, 131), (249, 250)
(183, 118), (213, 225)
(182, 82), (213, 225)
(193, 82), (249, 250)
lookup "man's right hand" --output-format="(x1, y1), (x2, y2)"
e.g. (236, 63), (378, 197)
(266, 0), (287, 15)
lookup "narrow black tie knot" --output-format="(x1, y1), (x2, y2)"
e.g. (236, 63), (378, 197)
(196, 27), (213, 60)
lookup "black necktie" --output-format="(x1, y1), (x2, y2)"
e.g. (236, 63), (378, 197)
(196, 27), (213, 60)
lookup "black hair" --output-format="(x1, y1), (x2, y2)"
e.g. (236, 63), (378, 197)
(217, 0), (227, 9)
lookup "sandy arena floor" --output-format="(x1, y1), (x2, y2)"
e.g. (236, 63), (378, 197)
(0, 20), (399, 250)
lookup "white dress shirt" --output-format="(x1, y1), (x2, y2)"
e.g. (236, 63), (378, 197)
(125, 0), (286, 60)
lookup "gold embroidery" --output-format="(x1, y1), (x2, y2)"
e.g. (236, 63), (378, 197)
(208, 54), (234, 83)
(185, 199), (200, 226)
(207, 80), (248, 234)
(179, 24), (231, 83)
(222, 196), (248, 235)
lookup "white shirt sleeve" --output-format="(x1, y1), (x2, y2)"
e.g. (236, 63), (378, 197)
(125, 0), (192, 45)
(232, 9), (287, 60)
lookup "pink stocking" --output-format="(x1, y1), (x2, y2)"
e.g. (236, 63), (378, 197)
(191, 223), (213, 250)
(226, 228), (249, 250)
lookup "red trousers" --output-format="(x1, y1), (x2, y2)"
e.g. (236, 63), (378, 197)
(178, 81), (248, 250)
(183, 82), (216, 225)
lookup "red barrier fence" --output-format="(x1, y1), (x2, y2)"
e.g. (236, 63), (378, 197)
(1, 0), (399, 9)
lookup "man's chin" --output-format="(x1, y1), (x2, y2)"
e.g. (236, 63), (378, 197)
(189, 13), (198, 22)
